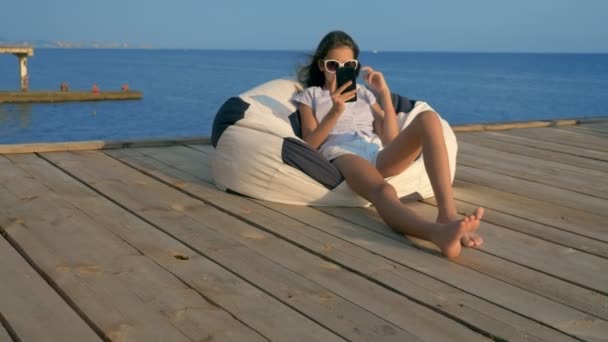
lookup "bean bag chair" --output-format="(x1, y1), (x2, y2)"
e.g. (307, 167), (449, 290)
(211, 78), (457, 207)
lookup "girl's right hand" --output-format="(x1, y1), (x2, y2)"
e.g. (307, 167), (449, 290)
(329, 78), (356, 114)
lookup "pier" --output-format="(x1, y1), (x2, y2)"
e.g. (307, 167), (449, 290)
(0, 90), (143, 104)
(0, 45), (142, 103)
(0, 119), (607, 341)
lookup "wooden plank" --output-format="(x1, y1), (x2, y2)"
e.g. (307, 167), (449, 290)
(425, 196), (608, 259)
(562, 125), (608, 136)
(457, 131), (608, 173)
(109, 145), (598, 342)
(48, 149), (484, 342)
(503, 127), (608, 153)
(0, 137), (210, 154)
(451, 118), (608, 133)
(0, 236), (101, 342)
(481, 131), (608, 162)
(457, 141), (608, 199)
(584, 123), (608, 132)
(455, 163), (608, 218)
(186, 144), (214, 180)
(589, 122), (608, 128)
(451, 179), (608, 243)
(451, 119), (579, 132)
(561, 124), (608, 134)
(0, 154), (266, 342)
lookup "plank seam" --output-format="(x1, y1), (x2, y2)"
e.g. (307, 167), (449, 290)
(0, 311), (20, 342)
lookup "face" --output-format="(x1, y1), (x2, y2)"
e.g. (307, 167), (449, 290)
(318, 45), (356, 85)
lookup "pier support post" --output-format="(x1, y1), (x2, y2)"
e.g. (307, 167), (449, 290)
(18, 54), (29, 92)
(1, 46), (34, 91)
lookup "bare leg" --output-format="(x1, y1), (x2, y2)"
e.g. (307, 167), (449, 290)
(376, 111), (484, 247)
(333, 154), (481, 258)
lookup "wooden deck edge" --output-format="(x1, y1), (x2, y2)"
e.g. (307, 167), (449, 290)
(2, 116), (606, 154)
(0, 136), (211, 154)
(452, 116), (608, 132)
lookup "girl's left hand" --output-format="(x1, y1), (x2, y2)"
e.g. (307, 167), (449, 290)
(362, 66), (389, 94)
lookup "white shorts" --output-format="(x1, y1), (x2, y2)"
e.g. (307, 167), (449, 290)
(320, 133), (384, 166)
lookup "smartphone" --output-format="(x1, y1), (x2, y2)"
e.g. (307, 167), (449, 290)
(336, 66), (357, 103)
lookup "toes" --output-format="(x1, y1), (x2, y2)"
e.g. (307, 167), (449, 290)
(464, 234), (484, 247)
(461, 234), (474, 247)
(474, 207), (485, 220)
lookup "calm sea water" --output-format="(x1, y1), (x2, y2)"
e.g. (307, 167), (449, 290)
(1, 49), (607, 144)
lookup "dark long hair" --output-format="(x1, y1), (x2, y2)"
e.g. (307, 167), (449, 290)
(297, 30), (360, 87)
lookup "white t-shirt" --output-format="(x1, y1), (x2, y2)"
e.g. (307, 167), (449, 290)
(292, 85), (377, 136)
(292, 84), (384, 162)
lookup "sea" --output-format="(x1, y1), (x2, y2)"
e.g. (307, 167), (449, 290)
(1, 49), (607, 144)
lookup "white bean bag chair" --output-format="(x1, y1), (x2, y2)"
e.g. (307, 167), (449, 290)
(211, 78), (457, 207)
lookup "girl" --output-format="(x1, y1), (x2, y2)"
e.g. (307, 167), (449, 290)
(294, 30), (484, 258)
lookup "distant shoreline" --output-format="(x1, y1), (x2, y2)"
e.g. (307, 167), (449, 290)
(4, 46), (607, 55)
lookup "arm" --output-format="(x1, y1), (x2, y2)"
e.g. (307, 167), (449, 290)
(300, 103), (342, 149)
(364, 67), (399, 145)
(299, 81), (357, 149)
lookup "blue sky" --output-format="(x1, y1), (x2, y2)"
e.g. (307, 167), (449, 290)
(2, 0), (607, 52)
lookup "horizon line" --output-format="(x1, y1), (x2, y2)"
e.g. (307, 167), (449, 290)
(11, 46), (608, 55)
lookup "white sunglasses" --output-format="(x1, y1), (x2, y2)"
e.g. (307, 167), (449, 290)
(322, 59), (359, 73)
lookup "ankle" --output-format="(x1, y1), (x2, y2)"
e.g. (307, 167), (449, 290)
(427, 223), (444, 244)
(437, 204), (458, 219)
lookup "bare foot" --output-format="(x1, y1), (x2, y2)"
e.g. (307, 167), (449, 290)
(433, 208), (484, 258)
(437, 208), (484, 248)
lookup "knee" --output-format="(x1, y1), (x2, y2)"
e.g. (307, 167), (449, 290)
(416, 111), (441, 128)
(412, 111), (444, 139)
(370, 182), (397, 201)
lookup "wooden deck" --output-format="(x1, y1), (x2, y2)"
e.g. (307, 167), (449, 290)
(1, 122), (607, 341)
